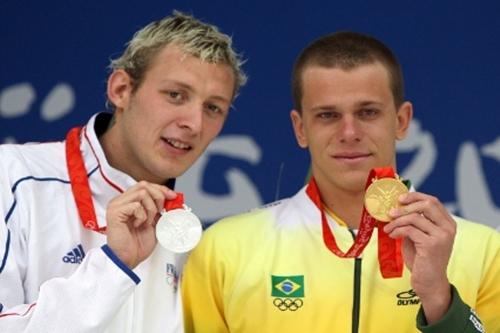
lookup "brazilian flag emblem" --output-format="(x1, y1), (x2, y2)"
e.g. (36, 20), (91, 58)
(271, 275), (304, 298)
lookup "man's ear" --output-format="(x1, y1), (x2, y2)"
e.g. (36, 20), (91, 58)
(107, 69), (133, 112)
(395, 101), (413, 140)
(291, 109), (308, 148)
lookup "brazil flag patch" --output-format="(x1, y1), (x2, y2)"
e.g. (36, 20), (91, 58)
(271, 275), (304, 297)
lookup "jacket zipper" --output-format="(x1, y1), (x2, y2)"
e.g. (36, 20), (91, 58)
(349, 230), (362, 333)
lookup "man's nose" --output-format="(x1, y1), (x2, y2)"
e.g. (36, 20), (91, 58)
(178, 104), (203, 134)
(339, 115), (361, 143)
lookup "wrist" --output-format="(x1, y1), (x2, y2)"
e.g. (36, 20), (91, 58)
(107, 242), (138, 269)
(101, 245), (141, 284)
(419, 283), (452, 325)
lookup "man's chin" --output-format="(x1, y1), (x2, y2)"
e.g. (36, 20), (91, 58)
(161, 163), (191, 180)
(338, 173), (369, 194)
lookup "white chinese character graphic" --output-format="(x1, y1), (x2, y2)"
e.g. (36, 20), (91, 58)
(177, 135), (263, 224)
(457, 137), (500, 230)
(397, 119), (437, 189)
(0, 82), (75, 143)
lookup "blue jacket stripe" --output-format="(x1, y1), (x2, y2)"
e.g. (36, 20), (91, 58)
(4, 166), (99, 225)
(5, 200), (17, 224)
(1, 166), (99, 274)
(0, 230), (11, 274)
(101, 245), (141, 285)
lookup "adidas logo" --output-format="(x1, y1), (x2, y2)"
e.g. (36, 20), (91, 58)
(62, 244), (85, 264)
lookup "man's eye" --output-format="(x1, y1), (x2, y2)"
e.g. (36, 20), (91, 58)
(168, 91), (181, 99)
(359, 108), (379, 118)
(317, 112), (338, 120)
(165, 91), (185, 103)
(206, 104), (225, 116)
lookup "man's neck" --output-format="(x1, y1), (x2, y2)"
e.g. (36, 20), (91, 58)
(315, 180), (366, 229)
(99, 126), (127, 175)
(98, 122), (144, 182)
(93, 114), (175, 188)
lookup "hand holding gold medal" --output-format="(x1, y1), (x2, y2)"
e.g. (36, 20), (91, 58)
(156, 193), (203, 253)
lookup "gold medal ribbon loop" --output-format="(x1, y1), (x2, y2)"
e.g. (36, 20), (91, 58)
(306, 166), (405, 279)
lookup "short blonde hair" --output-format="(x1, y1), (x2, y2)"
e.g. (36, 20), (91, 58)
(110, 11), (247, 102)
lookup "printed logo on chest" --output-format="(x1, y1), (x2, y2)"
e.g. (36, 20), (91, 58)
(396, 289), (420, 306)
(271, 275), (305, 311)
(166, 263), (179, 291)
(62, 244), (85, 264)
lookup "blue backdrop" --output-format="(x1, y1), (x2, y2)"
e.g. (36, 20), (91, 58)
(1, 1), (499, 229)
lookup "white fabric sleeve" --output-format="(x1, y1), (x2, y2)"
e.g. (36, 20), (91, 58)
(0, 245), (140, 333)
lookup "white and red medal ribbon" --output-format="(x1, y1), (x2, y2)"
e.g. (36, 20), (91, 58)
(306, 167), (404, 279)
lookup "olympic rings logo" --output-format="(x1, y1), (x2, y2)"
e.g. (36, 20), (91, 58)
(273, 298), (303, 311)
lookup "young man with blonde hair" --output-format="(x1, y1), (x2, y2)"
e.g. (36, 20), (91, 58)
(0, 11), (246, 332)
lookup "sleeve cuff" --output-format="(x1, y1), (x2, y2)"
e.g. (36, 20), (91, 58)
(416, 284), (484, 333)
(101, 245), (141, 285)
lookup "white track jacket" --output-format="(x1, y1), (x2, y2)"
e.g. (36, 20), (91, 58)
(0, 113), (186, 332)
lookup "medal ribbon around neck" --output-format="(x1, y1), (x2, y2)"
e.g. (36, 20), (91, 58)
(65, 126), (184, 235)
(66, 127), (108, 234)
(306, 166), (404, 279)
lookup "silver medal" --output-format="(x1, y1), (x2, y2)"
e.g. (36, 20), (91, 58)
(155, 205), (202, 253)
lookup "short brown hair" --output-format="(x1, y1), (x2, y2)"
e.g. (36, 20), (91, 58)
(292, 31), (404, 111)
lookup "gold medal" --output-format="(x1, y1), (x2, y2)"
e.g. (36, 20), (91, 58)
(364, 178), (408, 222)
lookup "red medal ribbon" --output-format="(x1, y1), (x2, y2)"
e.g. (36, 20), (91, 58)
(306, 167), (404, 278)
(66, 127), (107, 234)
(164, 193), (184, 211)
(371, 167), (404, 279)
(66, 126), (182, 233)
